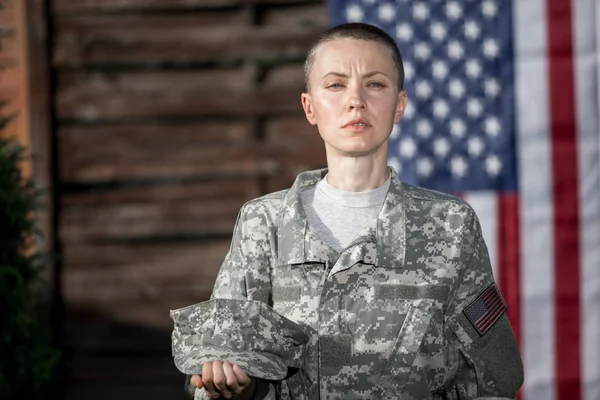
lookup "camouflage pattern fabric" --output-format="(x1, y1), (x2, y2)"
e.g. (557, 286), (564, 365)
(171, 298), (313, 380)
(193, 167), (523, 399)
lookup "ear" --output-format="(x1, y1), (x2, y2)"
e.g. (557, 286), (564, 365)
(394, 90), (408, 124)
(301, 93), (318, 126)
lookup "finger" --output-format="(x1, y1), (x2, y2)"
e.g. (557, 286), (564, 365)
(190, 374), (203, 389)
(212, 360), (233, 399)
(201, 362), (218, 398)
(232, 363), (251, 387)
(222, 361), (241, 395)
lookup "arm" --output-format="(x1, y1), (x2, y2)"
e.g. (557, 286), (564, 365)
(188, 202), (277, 399)
(443, 209), (524, 399)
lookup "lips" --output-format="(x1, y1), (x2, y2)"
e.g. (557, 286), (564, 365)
(342, 118), (371, 128)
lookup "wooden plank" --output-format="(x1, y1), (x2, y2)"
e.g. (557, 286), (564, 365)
(261, 2), (327, 28)
(62, 239), (231, 270)
(263, 115), (326, 176)
(62, 178), (261, 205)
(53, 12), (321, 67)
(57, 121), (279, 182)
(56, 65), (305, 120)
(59, 195), (245, 242)
(66, 381), (189, 400)
(66, 297), (215, 330)
(67, 353), (181, 381)
(24, 0), (55, 302)
(52, 0), (323, 14)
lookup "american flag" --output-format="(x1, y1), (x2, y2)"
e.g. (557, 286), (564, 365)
(327, 0), (600, 399)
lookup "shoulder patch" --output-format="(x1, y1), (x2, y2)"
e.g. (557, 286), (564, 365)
(463, 283), (507, 336)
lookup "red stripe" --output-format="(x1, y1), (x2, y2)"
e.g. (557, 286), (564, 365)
(477, 303), (504, 331)
(546, 1), (582, 399)
(477, 298), (505, 331)
(497, 194), (521, 398)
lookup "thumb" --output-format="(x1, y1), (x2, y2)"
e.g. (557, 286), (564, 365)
(190, 374), (203, 389)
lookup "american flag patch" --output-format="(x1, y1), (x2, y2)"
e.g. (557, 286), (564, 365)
(463, 283), (507, 336)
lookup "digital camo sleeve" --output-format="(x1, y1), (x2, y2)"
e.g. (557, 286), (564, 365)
(211, 201), (275, 303)
(443, 209), (524, 399)
(185, 202), (277, 399)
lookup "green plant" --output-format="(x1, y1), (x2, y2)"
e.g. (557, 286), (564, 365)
(0, 110), (60, 398)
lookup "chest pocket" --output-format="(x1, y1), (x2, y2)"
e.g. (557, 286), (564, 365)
(372, 283), (446, 396)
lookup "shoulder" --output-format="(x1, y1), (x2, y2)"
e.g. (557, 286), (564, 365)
(234, 188), (290, 227)
(401, 181), (476, 218)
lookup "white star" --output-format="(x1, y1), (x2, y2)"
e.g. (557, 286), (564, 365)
(390, 123), (401, 139)
(434, 137), (451, 158)
(404, 101), (416, 119)
(432, 60), (448, 80)
(482, 0), (498, 18)
(484, 78), (500, 97)
(485, 116), (501, 136)
(395, 23), (413, 41)
(483, 38), (500, 58)
(450, 118), (466, 138)
(404, 61), (415, 80)
(346, 5), (364, 22)
(417, 119), (433, 138)
(415, 80), (432, 99)
(467, 98), (483, 117)
(466, 59), (482, 79)
(448, 40), (464, 59)
(430, 22), (447, 41)
(413, 2), (430, 21)
(418, 157), (434, 177)
(449, 79), (466, 98)
(433, 99), (450, 119)
(446, 1), (463, 20)
(468, 136), (485, 157)
(378, 3), (396, 22)
(451, 156), (468, 177)
(464, 20), (481, 40)
(400, 137), (417, 158)
(415, 42), (431, 60)
(486, 155), (502, 176)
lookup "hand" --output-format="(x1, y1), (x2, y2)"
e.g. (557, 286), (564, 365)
(190, 361), (255, 399)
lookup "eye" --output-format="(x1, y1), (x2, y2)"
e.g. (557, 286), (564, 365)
(368, 82), (385, 88)
(326, 83), (344, 89)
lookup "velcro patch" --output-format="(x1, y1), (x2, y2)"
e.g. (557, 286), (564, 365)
(463, 283), (507, 336)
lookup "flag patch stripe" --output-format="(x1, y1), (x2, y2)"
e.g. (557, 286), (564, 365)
(463, 283), (507, 335)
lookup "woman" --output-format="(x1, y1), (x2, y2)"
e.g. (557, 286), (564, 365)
(189, 22), (523, 400)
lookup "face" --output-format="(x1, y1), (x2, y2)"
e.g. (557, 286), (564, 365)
(302, 38), (408, 158)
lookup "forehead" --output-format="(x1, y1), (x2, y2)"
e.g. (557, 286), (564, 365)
(311, 38), (396, 72)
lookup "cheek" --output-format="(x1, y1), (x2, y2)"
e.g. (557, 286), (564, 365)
(312, 97), (338, 121)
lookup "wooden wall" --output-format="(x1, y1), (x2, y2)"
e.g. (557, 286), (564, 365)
(47, 1), (327, 398)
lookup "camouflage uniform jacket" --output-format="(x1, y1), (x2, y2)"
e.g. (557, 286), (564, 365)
(209, 168), (523, 400)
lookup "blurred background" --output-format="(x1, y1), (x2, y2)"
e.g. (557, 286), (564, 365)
(1, 0), (599, 399)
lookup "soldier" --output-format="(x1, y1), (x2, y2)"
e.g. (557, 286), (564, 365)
(187, 22), (524, 399)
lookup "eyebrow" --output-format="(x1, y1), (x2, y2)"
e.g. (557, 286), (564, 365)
(321, 71), (389, 79)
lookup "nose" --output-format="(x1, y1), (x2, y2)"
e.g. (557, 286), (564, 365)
(346, 86), (367, 111)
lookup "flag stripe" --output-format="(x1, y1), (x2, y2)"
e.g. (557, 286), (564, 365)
(546, 0), (582, 398)
(514, 0), (556, 398)
(573, 1), (600, 399)
(478, 298), (505, 330)
(498, 194), (521, 346)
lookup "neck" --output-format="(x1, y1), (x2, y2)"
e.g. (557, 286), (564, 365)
(325, 152), (390, 192)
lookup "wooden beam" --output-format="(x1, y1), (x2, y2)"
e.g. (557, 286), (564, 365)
(25, 0), (56, 310)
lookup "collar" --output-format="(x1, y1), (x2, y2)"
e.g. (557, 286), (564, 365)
(275, 167), (406, 269)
